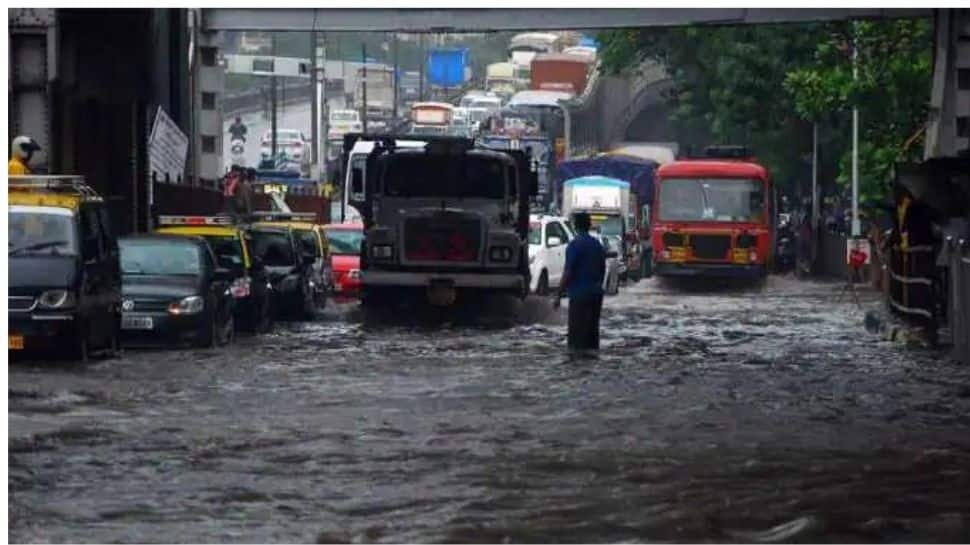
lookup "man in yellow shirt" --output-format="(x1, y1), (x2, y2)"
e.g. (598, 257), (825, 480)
(9, 135), (40, 175)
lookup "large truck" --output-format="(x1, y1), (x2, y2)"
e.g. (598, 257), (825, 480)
(485, 62), (517, 98)
(561, 175), (639, 280)
(354, 65), (395, 131)
(344, 134), (537, 307)
(529, 53), (592, 97)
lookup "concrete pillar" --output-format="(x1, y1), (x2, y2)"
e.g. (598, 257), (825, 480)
(190, 9), (225, 186)
(925, 8), (970, 160)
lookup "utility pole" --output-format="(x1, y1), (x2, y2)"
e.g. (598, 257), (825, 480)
(310, 31), (318, 165)
(392, 33), (399, 122)
(812, 122), (819, 230)
(271, 33), (278, 164)
(362, 42), (368, 133)
(418, 34), (425, 101)
(851, 22), (860, 238)
(318, 35), (328, 185)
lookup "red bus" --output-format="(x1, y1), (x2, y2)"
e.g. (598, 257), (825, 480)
(650, 146), (775, 279)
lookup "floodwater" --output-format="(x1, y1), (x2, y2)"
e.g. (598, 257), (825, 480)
(9, 276), (970, 543)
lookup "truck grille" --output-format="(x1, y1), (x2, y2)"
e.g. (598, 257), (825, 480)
(404, 216), (482, 263)
(8, 296), (36, 312)
(690, 234), (731, 260)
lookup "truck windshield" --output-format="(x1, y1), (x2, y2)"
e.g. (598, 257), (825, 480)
(383, 154), (507, 199)
(592, 215), (623, 237)
(8, 209), (78, 257)
(658, 178), (766, 223)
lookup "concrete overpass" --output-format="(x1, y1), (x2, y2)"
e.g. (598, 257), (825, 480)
(201, 8), (928, 32)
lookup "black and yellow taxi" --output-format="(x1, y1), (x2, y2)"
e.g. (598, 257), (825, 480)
(248, 212), (325, 319)
(8, 176), (121, 362)
(251, 211), (332, 314)
(155, 215), (275, 333)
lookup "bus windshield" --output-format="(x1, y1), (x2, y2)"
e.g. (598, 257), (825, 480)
(382, 154), (507, 200)
(658, 178), (766, 223)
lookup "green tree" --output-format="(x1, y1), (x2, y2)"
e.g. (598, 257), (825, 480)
(784, 19), (932, 204)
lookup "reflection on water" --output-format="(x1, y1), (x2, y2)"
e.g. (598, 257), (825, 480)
(9, 277), (970, 543)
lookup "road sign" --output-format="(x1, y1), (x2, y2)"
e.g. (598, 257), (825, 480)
(846, 238), (871, 266)
(148, 107), (188, 182)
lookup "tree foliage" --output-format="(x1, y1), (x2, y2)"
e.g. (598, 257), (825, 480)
(598, 19), (933, 204)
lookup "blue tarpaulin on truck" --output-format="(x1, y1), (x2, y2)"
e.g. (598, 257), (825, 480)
(427, 48), (469, 88)
(555, 154), (656, 205)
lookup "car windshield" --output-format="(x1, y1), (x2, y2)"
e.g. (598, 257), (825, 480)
(249, 229), (295, 266)
(8, 209), (78, 256)
(326, 229), (364, 255)
(382, 153), (507, 199)
(528, 222), (541, 245)
(658, 178), (766, 222)
(120, 240), (201, 276)
(203, 235), (245, 268)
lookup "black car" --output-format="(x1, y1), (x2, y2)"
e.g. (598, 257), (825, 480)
(119, 234), (235, 347)
(248, 224), (316, 319)
(8, 177), (121, 363)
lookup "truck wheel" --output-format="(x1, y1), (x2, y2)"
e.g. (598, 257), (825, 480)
(536, 271), (549, 296)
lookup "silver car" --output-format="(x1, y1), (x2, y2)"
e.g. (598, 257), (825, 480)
(593, 233), (622, 295)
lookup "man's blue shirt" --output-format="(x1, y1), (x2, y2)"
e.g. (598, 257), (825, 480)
(564, 232), (606, 299)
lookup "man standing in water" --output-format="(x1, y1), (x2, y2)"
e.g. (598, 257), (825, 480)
(554, 212), (606, 350)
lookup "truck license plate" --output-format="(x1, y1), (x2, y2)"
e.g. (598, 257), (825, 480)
(9, 334), (24, 350)
(122, 315), (154, 330)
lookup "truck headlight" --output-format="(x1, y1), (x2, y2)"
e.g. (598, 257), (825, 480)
(168, 295), (204, 315)
(37, 290), (75, 309)
(348, 269), (361, 279)
(372, 245), (393, 259)
(489, 246), (513, 262)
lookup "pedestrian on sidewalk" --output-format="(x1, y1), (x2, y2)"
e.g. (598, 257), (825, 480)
(554, 212), (606, 351)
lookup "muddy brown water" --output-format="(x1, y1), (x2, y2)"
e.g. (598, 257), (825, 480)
(9, 277), (970, 543)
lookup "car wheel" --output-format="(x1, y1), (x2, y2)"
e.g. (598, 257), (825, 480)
(69, 331), (90, 363)
(107, 313), (122, 358)
(195, 312), (217, 348)
(536, 270), (550, 296)
(216, 313), (235, 346)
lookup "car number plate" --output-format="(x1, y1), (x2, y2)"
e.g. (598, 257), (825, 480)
(9, 334), (24, 350)
(122, 315), (154, 330)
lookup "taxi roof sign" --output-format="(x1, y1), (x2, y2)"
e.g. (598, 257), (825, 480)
(157, 215), (235, 226)
(8, 175), (103, 201)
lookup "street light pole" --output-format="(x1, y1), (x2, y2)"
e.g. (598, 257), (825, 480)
(851, 24), (860, 238)
(271, 34), (278, 164)
(362, 43), (368, 134)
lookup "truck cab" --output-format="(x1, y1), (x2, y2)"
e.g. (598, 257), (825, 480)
(345, 135), (537, 306)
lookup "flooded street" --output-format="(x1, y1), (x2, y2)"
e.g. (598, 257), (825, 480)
(9, 276), (970, 543)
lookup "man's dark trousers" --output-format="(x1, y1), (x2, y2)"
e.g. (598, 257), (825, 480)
(568, 294), (603, 350)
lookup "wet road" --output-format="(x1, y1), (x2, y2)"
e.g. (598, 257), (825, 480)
(9, 277), (970, 543)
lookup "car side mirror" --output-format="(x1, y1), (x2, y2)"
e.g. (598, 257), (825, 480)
(547, 236), (563, 248)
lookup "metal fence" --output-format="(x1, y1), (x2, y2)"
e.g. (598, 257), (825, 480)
(944, 237), (970, 364)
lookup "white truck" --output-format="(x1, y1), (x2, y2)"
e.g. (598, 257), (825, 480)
(343, 134), (537, 307)
(561, 176), (634, 279)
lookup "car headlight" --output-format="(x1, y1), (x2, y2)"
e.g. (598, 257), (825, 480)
(37, 290), (75, 309)
(489, 246), (513, 262)
(372, 245), (393, 259)
(168, 295), (204, 315)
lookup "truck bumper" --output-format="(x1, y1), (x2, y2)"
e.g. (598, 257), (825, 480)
(654, 262), (766, 279)
(362, 271), (525, 290)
